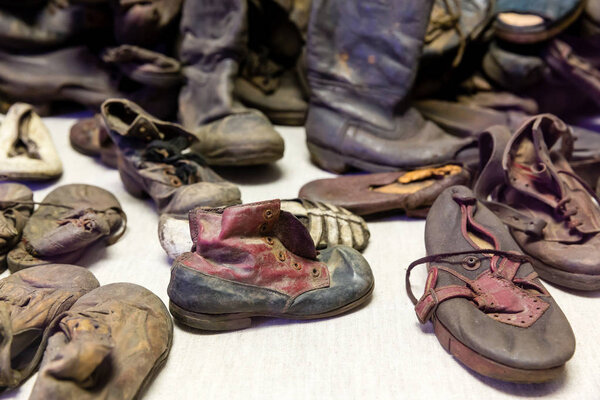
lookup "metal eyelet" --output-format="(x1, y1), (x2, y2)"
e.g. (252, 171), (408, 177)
(259, 223), (268, 234)
(311, 267), (321, 278)
(170, 177), (182, 187)
(292, 262), (301, 270)
(462, 256), (480, 270)
(263, 209), (274, 220)
(277, 251), (286, 262)
(264, 237), (274, 245)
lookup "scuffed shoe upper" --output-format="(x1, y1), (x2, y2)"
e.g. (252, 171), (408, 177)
(0, 264), (99, 389)
(29, 283), (173, 400)
(168, 199), (373, 316)
(413, 185), (575, 370)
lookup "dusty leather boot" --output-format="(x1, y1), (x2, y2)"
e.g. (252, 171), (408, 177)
(29, 283), (173, 400)
(6, 184), (127, 272)
(305, 0), (472, 173)
(158, 198), (370, 260)
(406, 185), (575, 382)
(178, 0), (284, 166)
(475, 114), (600, 290)
(0, 183), (33, 270)
(0, 103), (62, 181)
(102, 98), (242, 215)
(0, 264), (100, 390)
(168, 199), (374, 331)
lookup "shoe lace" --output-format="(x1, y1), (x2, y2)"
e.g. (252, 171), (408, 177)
(142, 137), (207, 184)
(405, 249), (539, 305)
(553, 169), (600, 229)
(425, 0), (466, 67)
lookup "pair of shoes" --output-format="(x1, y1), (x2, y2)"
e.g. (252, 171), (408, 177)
(4, 184), (127, 272)
(0, 265), (172, 399)
(407, 114), (600, 382)
(167, 199), (375, 331)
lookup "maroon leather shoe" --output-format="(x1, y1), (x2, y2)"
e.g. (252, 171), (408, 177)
(168, 199), (374, 331)
(475, 114), (600, 290)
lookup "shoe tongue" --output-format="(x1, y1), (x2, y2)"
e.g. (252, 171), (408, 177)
(272, 211), (317, 260)
(218, 200), (317, 259)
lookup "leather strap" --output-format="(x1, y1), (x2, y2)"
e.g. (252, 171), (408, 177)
(474, 125), (547, 236)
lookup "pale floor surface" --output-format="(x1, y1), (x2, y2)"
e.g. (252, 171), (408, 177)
(1, 114), (599, 400)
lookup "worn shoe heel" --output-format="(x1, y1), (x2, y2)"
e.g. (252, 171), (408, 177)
(119, 168), (147, 198)
(306, 142), (349, 174)
(169, 301), (252, 331)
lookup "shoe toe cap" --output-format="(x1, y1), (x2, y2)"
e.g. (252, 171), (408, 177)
(286, 246), (374, 316)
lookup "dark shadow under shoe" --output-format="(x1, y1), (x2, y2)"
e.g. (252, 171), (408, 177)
(0, 264), (99, 390)
(29, 283), (173, 400)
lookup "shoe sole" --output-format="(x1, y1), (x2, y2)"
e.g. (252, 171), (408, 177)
(433, 317), (565, 383)
(264, 110), (306, 127)
(528, 256), (600, 291)
(307, 142), (400, 174)
(203, 150), (283, 166)
(169, 282), (374, 331)
(494, 1), (585, 44)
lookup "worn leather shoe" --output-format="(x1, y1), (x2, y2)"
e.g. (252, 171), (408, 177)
(406, 185), (575, 382)
(168, 199), (374, 331)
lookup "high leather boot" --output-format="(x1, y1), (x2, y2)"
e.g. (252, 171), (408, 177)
(305, 0), (472, 173)
(178, 0), (284, 166)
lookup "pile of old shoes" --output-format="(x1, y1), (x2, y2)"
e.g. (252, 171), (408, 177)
(6, 184), (127, 272)
(158, 198), (371, 260)
(101, 98), (242, 215)
(0, 103), (62, 181)
(167, 199), (374, 331)
(0, 265), (173, 398)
